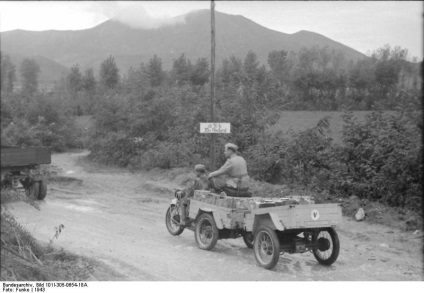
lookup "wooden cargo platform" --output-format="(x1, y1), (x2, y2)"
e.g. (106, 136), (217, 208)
(1, 146), (51, 167)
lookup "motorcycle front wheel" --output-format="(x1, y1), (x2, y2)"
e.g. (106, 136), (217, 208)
(165, 206), (184, 236)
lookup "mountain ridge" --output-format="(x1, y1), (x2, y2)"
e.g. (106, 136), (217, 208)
(1, 10), (367, 84)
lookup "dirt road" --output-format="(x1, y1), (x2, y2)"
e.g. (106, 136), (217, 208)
(6, 151), (423, 281)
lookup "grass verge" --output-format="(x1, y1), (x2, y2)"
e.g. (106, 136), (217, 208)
(1, 178), (122, 281)
(0, 191), (94, 281)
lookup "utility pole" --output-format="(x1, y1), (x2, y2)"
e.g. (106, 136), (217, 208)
(210, 0), (216, 171)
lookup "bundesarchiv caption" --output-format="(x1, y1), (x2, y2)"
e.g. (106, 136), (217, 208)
(3, 282), (88, 292)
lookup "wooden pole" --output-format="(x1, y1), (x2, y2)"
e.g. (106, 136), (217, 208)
(210, 0), (216, 171)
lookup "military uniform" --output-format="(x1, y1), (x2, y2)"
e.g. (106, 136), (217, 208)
(183, 174), (209, 198)
(209, 154), (250, 190)
(179, 165), (209, 226)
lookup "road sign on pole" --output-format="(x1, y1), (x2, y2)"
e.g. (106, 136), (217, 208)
(200, 123), (231, 133)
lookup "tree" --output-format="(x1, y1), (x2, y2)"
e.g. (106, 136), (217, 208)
(371, 45), (408, 99)
(171, 54), (192, 85)
(347, 59), (376, 108)
(123, 64), (150, 96)
(268, 50), (289, 82)
(0, 53), (16, 94)
(218, 58), (231, 84)
(0, 99), (13, 129)
(20, 58), (40, 96)
(82, 68), (96, 93)
(349, 59), (375, 89)
(290, 46), (347, 110)
(243, 51), (259, 81)
(148, 55), (165, 87)
(190, 58), (210, 86)
(67, 64), (83, 93)
(217, 56), (242, 85)
(99, 55), (119, 90)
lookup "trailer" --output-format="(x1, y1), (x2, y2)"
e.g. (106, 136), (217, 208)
(1, 146), (51, 200)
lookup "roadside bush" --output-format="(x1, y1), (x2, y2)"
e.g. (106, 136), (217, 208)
(335, 110), (422, 211)
(245, 110), (422, 212)
(245, 116), (334, 186)
(244, 132), (287, 183)
(1, 93), (79, 151)
(88, 130), (133, 166)
(1, 117), (79, 152)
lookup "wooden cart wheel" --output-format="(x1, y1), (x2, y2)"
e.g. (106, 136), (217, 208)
(312, 228), (340, 265)
(254, 226), (280, 269)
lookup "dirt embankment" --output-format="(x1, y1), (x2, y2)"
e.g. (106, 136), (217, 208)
(5, 151), (423, 281)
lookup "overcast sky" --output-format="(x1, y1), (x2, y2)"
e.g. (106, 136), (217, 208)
(0, 1), (422, 59)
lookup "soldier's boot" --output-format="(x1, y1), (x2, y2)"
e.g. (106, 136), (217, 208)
(179, 204), (187, 226)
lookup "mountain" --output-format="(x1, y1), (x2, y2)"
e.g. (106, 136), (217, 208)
(1, 10), (367, 77)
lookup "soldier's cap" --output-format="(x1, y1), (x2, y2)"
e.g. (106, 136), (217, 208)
(194, 164), (206, 172)
(225, 143), (238, 152)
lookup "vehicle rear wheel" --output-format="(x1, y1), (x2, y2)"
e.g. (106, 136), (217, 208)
(242, 232), (254, 249)
(195, 213), (219, 250)
(254, 226), (280, 269)
(25, 182), (40, 199)
(165, 206), (184, 236)
(312, 228), (340, 265)
(37, 179), (47, 200)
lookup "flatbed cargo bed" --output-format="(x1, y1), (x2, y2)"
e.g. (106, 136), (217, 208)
(189, 190), (342, 231)
(1, 146), (51, 167)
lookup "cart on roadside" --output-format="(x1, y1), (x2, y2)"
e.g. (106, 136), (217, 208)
(1, 146), (51, 200)
(166, 190), (342, 269)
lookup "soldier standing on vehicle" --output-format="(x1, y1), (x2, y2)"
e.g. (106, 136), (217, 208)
(177, 164), (209, 226)
(208, 143), (250, 193)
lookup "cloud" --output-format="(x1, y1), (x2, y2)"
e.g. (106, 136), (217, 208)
(88, 2), (185, 29)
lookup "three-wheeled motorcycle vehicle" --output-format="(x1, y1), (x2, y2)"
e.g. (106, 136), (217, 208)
(166, 190), (341, 270)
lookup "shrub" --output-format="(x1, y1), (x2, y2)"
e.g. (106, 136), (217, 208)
(245, 110), (422, 212)
(1, 93), (80, 151)
(336, 110), (422, 211)
(1, 117), (79, 152)
(245, 116), (333, 186)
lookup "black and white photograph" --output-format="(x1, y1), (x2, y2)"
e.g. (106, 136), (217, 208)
(0, 0), (422, 286)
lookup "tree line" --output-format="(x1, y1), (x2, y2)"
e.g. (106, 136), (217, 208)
(1, 44), (421, 114)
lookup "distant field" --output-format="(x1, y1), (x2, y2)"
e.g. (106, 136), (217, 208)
(268, 111), (382, 144)
(74, 115), (93, 130)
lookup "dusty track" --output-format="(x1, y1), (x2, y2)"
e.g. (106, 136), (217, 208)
(6, 151), (423, 281)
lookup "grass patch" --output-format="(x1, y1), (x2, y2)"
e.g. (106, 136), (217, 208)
(268, 111), (395, 144)
(1, 248), (95, 281)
